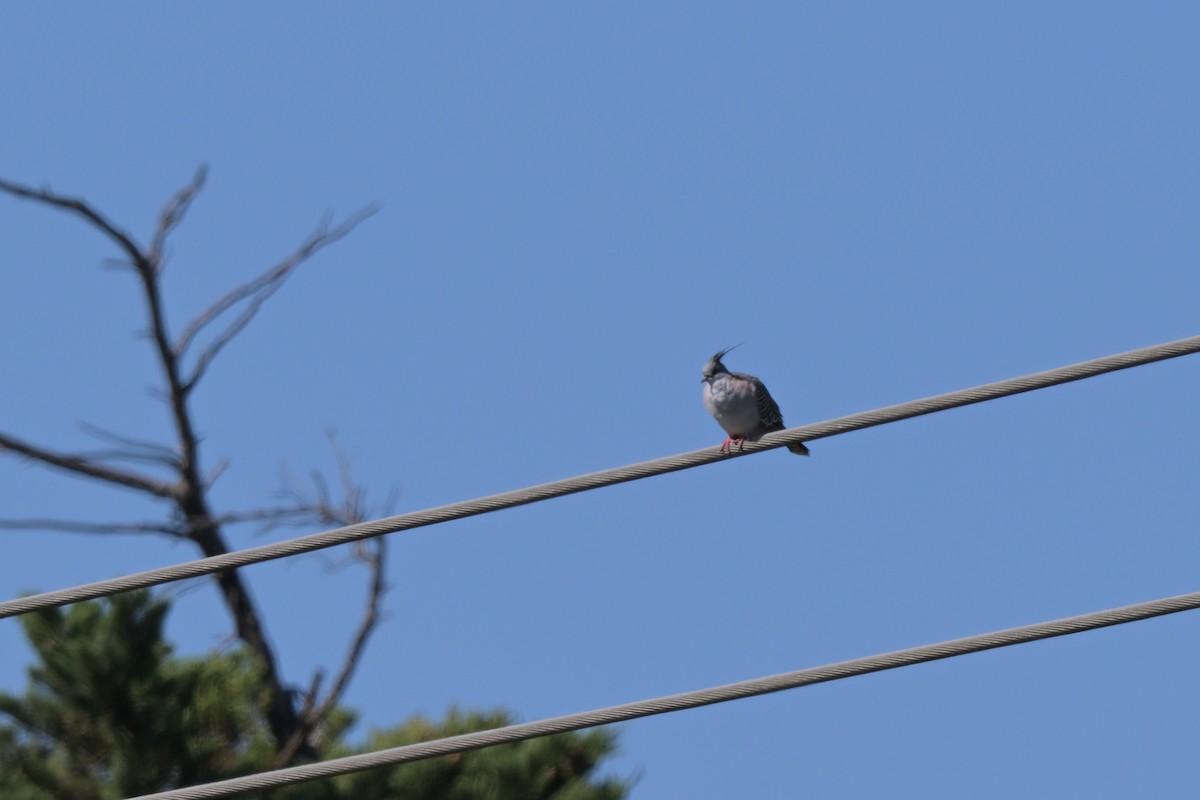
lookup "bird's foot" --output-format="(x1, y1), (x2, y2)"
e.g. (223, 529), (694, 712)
(719, 436), (746, 454)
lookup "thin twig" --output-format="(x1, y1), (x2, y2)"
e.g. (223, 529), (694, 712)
(0, 170), (378, 765)
(79, 421), (179, 461)
(212, 506), (321, 528)
(147, 166), (207, 272)
(274, 672), (326, 768)
(0, 431), (180, 499)
(176, 205), (379, 392)
(203, 459), (230, 489)
(0, 177), (148, 270)
(314, 537), (388, 727)
(0, 170), (314, 758)
(274, 536), (389, 767)
(329, 429), (366, 524)
(268, 434), (395, 760)
(73, 449), (181, 469)
(0, 518), (185, 538)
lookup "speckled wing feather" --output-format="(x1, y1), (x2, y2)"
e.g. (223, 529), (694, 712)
(732, 371), (786, 433)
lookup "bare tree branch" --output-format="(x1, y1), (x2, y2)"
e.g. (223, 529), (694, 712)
(314, 537), (387, 727)
(0, 518), (184, 538)
(79, 420), (178, 460)
(310, 469), (333, 513)
(75, 423), (182, 470)
(270, 433), (393, 760)
(0, 431), (180, 499)
(0, 177), (148, 270)
(147, 166), (207, 272)
(276, 432), (395, 533)
(0, 170), (316, 759)
(213, 505), (321, 529)
(299, 671), (324, 720)
(71, 449), (182, 469)
(175, 205), (378, 355)
(274, 671), (325, 769)
(203, 458), (230, 489)
(0, 170), (382, 766)
(176, 205), (379, 393)
(273, 538), (388, 768)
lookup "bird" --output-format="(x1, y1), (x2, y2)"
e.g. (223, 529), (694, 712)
(701, 347), (810, 456)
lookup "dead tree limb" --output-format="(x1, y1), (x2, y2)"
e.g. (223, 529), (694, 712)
(0, 170), (380, 763)
(0, 431), (180, 499)
(273, 434), (393, 766)
(0, 518), (186, 538)
(175, 206), (378, 393)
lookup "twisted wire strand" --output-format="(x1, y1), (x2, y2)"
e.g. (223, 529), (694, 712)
(2, 334), (1198, 620)
(133, 587), (1200, 799)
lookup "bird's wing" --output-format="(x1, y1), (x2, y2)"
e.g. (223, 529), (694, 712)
(735, 372), (786, 432)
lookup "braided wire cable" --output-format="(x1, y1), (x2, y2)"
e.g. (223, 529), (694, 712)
(1, 333), (1197, 620)
(133, 587), (1200, 799)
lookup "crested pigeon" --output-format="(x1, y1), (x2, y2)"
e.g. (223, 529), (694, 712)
(701, 347), (810, 456)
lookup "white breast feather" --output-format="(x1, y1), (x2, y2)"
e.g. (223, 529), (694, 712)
(704, 378), (760, 437)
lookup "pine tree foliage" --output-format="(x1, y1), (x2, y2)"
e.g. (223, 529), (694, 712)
(0, 593), (631, 800)
(0, 591), (275, 798)
(332, 710), (628, 800)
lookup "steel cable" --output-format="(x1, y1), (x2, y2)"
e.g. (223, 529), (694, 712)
(133, 587), (1200, 799)
(1, 333), (1197, 620)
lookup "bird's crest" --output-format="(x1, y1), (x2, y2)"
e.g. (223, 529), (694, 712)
(702, 344), (742, 380)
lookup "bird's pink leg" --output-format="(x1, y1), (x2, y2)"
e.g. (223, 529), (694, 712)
(719, 436), (746, 454)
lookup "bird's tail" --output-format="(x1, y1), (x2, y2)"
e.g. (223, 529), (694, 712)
(788, 442), (811, 456)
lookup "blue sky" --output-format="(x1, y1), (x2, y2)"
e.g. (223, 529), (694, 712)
(3, 3), (1200, 796)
